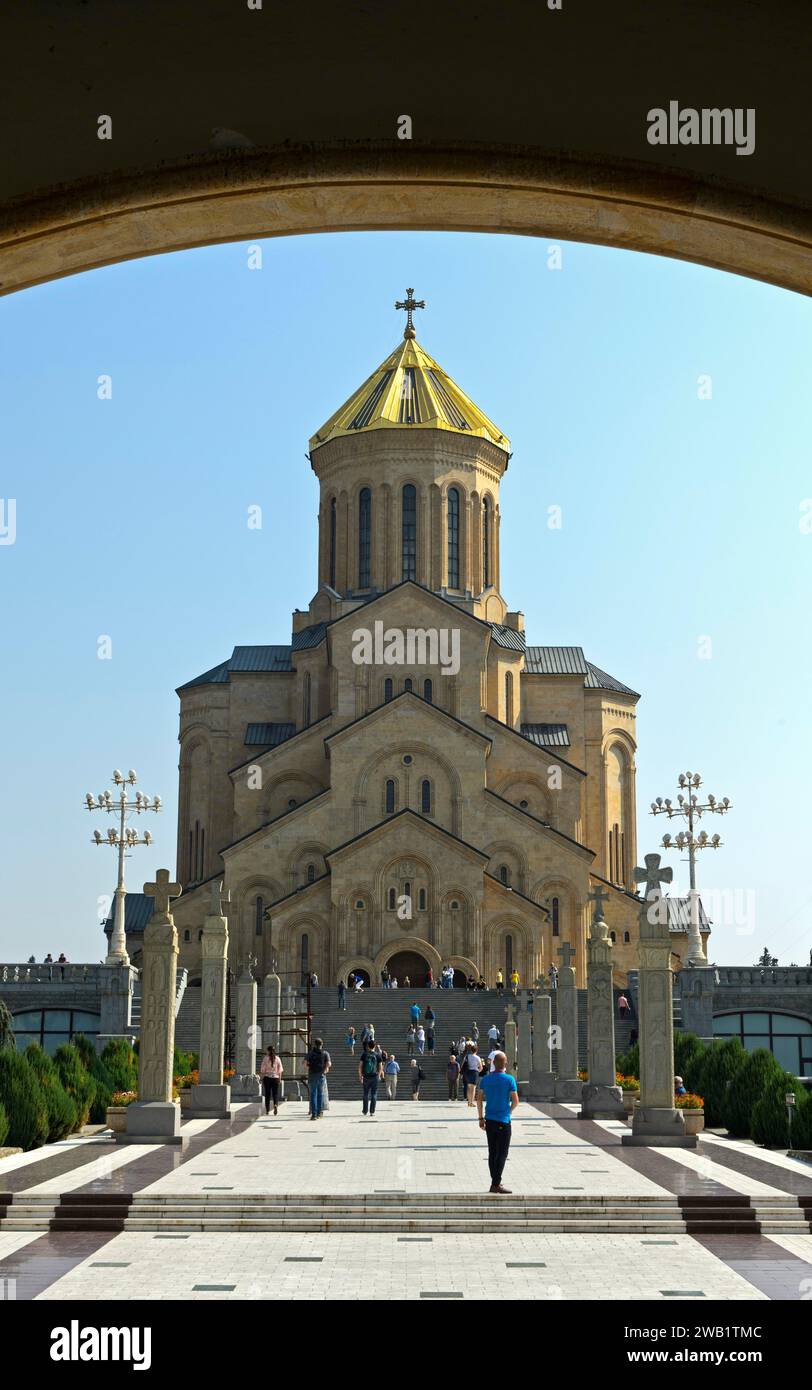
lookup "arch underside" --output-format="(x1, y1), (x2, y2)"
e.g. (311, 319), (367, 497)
(3, 147), (812, 299)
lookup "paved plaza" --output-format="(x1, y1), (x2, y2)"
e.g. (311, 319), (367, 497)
(1, 1098), (811, 1301)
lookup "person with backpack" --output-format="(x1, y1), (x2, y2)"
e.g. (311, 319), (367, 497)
(306, 1037), (331, 1120)
(359, 1039), (383, 1116)
(260, 1045), (283, 1116)
(406, 1023), (416, 1055)
(462, 1044), (483, 1106)
(384, 1053), (400, 1100)
(409, 1001), (421, 1024)
(410, 1057), (426, 1100)
(447, 1053), (461, 1101)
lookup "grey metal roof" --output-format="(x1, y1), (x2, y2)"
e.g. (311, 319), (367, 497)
(584, 661), (639, 697)
(524, 645), (589, 676)
(666, 897), (711, 932)
(102, 892), (154, 936)
(244, 722), (296, 747)
(520, 722), (571, 748)
(178, 644), (293, 691)
(490, 623), (526, 652)
(292, 623), (327, 651)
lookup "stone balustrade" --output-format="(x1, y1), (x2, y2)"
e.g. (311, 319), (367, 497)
(0, 962), (103, 985)
(715, 966), (812, 988)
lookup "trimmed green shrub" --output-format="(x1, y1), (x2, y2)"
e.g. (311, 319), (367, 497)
(0, 1100), (9, 1147)
(616, 1040), (639, 1077)
(53, 1044), (96, 1128)
(72, 1035), (115, 1123)
(723, 1047), (783, 1138)
(100, 1038), (138, 1093)
(790, 1089), (812, 1148)
(674, 1032), (708, 1093)
(0, 999), (15, 1051)
(694, 1037), (747, 1128)
(24, 1044), (78, 1140)
(751, 1072), (810, 1148)
(172, 1047), (198, 1078)
(0, 1050), (48, 1150)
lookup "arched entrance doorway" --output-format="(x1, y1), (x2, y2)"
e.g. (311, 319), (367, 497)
(346, 967), (370, 988)
(387, 950), (431, 988)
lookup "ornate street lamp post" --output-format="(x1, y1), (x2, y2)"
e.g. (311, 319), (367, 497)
(85, 769), (162, 965)
(650, 770), (731, 966)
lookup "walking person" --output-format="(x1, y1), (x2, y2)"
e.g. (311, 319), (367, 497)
(406, 1023), (416, 1055)
(487, 1022), (499, 1052)
(462, 1044), (483, 1106)
(345, 1024), (357, 1056)
(409, 1000), (421, 1025)
(410, 1058), (426, 1100)
(617, 993), (630, 1020)
(338, 978), (346, 1010)
(549, 963), (558, 992)
(510, 968), (520, 995)
(426, 965), (434, 989)
(416, 1024), (426, 1055)
(359, 1040), (383, 1116)
(471, 1022), (480, 1045)
(447, 1053), (461, 1101)
(385, 1053), (400, 1100)
(259, 1045), (283, 1116)
(425, 1004), (436, 1055)
(477, 1051), (519, 1194)
(306, 1037), (331, 1120)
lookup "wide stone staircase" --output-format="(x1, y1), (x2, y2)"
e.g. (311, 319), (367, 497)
(310, 988), (511, 1100)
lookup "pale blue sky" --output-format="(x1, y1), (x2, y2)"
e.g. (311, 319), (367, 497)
(1, 230), (810, 964)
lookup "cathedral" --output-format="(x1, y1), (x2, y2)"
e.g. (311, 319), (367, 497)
(168, 293), (699, 991)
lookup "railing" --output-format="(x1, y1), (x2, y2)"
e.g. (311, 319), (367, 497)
(0, 962), (103, 985)
(715, 966), (812, 987)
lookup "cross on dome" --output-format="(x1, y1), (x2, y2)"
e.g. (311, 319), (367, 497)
(395, 287), (426, 339)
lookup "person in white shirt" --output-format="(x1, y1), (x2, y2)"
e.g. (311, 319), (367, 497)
(462, 1045), (483, 1106)
(486, 1048), (498, 1072)
(487, 1024), (499, 1047)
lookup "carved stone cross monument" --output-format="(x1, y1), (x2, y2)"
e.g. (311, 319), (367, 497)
(623, 853), (696, 1148)
(516, 989), (533, 1090)
(552, 939), (581, 1101)
(121, 870), (183, 1145)
(191, 881), (232, 1119)
(231, 950), (261, 1103)
(579, 892), (624, 1120)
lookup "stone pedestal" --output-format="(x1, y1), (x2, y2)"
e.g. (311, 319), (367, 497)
(230, 969), (260, 1102)
(262, 972), (281, 1050)
(191, 885), (232, 1119)
(516, 990), (533, 1089)
(504, 1006), (517, 1074)
(552, 946), (580, 1102)
(622, 854), (697, 1149)
(98, 961), (137, 1044)
(122, 870), (184, 1145)
(580, 903), (624, 1120)
(528, 994), (556, 1098)
(677, 964), (716, 1043)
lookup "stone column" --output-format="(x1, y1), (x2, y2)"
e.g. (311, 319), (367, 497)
(552, 942), (581, 1101)
(191, 882), (232, 1119)
(579, 889), (624, 1119)
(528, 994), (555, 1098)
(262, 972), (282, 1051)
(516, 989), (533, 1092)
(504, 1003), (517, 1075)
(123, 870), (183, 1144)
(676, 964), (716, 1043)
(623, 854), (697, 1148)
(230, 960), (261, 1102)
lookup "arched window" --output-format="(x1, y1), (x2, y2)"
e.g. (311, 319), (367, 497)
(713, 1012), (812, 1075)
(300, 933), (309, 987)
(624, 931), (630, 943)
(418, 888), (426, 911)
(607, 745), (628, 885)
(499, 864), (510, 886)
(552, 896), (560, 937)
(198, 929), (203, 942)
(306, 863), (316, 884)
(447, 486), (460, 588)
(404, 677), (413, 692)
(255, 896), (264, 937)
(423, 677), (432, 703)
(388, 886), (396, 910)
(358, 487), (371, 588)
(329, 496), (337, 588)
(482, 496), (491, 587)
(384, 677), (393, 702)
(421, 779), (431, 814)
(610, 931), (617, 944)
(505, 934), (514, 977)
(505, 671), (514, 725)
(385, 779), (396, 814)
(184, 929), (190, 942)
(404, 880), (411, 899)
(303, 672), (311, 728)
(402, 483), (417, 581)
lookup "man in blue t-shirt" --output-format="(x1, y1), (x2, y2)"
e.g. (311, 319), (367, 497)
(476, 1051), (519, 1193)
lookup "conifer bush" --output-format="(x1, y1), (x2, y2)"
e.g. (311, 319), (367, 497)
(72, 1035), (115, 1122)
(0, 1050), (49, 1150)
(673, 1032), (707, 1092)
(693, 1037), (747, 1128)
(723, 1047), (783, 1138)
(24, 1043), (78, 1140)
(100, 1038), (138, 1093)
(53, 1044), (96, 1128)
(751, 1072), (810, 1149)
(0, 1100), (9, 1147)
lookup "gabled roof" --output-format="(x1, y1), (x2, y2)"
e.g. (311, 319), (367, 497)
(244, 722), (296, 747)
(309, 336), (509, 454)
(177, 645), (293, 692)
(520, 722), (570, 749)
(524, 646), (638, 697)
(584, 661), (639, 698)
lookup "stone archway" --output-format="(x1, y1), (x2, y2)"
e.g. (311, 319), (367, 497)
(386, 949), (432, 989)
